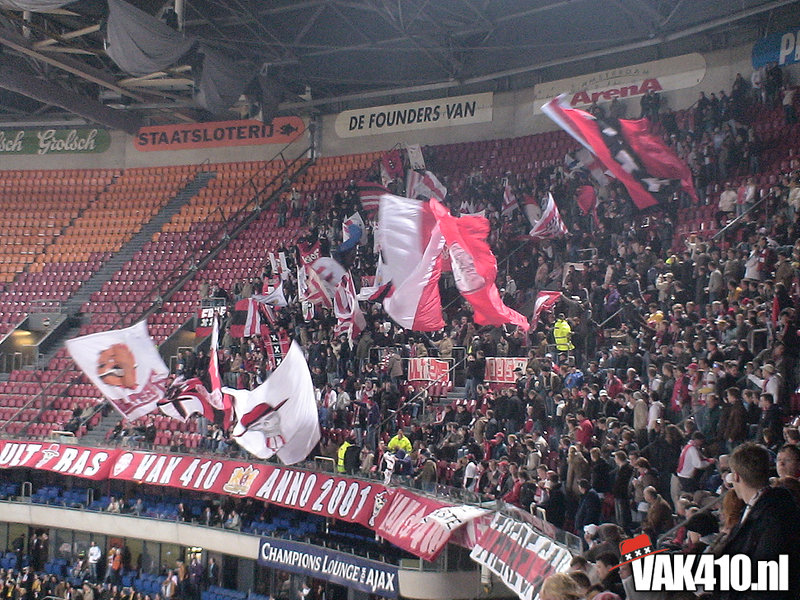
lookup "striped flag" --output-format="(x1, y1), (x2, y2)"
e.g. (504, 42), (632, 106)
(502, 181), (518, 216)
(357, 181), (389, 216)
(407, 169), (447, 201)
(529, 193), (568, 240)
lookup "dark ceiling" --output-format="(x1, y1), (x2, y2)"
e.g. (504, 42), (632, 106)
(0, 0), (798, 131)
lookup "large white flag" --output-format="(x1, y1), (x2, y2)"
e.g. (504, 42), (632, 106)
(378, 193), (446, 331)
(252, 282), (288, 308)
(224, 342), (320, 464)
(66, 320), (169, 421)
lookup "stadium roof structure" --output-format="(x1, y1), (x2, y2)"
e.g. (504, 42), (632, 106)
(0, 0), (798, 132)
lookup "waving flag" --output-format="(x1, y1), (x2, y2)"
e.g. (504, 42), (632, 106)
(225, 342), (320, 464)
(357, 181), (389, 216)
(529, 193), (568, 240)
(429, 199), (529, 331)
(340, 211), (365, 253)
(252, 281), (288, 308)
(334, 272), (367, 341)
(378, 193), (446, 331)
(542, 96), (697, 209)
(382, 149), (404, 181)
(407, 170), (447, 201)
(158, 376), (216, 422)
(502, 181), (518, 217)
(542, 97), (697, 209)
(207, 314), (233, 428)
(532, 291), (563, 327)
(406, 144), (426, 170)
(66, 320), (169, 421)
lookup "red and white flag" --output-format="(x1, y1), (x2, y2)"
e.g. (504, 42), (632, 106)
(230, 298), (263, 337)
(225, 342), (320, 464)
(158, 376), (216, 423)
(334, 272), (367, 341)
(502, 181), (518, 217)
(532, 291), (563, 327)
(378, 193), (446, 331)
(65, 320), (169, 421)
(542, 96), (698, 209)
(357, 181), (388, 217)
(429, 199), (529, 332)
(529, 193), (568, 240)
(207, 314), (233, 428)
(407, 169), (447, 201)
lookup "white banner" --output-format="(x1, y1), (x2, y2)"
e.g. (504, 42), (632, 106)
(532, 53), (706, 113)
(406, 144), (426, 170)
(335, 92), (493, 138)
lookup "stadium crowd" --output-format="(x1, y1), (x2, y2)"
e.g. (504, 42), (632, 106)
(46, 66), (800, 600)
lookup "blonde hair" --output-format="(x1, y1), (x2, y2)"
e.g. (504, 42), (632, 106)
(540, 573), (583, 600)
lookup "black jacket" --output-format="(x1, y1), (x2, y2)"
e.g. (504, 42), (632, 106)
(574, 489), (602, 532)
(714, 486), (800, 600)
(540, 483), (567, 529)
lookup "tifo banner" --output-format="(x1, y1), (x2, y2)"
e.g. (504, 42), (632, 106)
(0, 127), (110, 155)
(258, 538), (398, 598)
(134, 117), (305, 151)
(373, 487), (464, 561)
(752, 27), (800, 68)
(335, 92), (493, 138)
(532, 53), (706, 112)
(485, 357), (528, 384)
(408, 358), (450, 383)
(0, 441), (119, 480)
(470, 514), (573, 600)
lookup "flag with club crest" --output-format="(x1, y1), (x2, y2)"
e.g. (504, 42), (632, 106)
(225, 342), (320, 464)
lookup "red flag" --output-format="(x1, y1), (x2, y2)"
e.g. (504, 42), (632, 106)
(576, 185), (597, 216)
(428, 199), (529, 331)
(542, 97), (698, 209)
(529, 193), (568, 240)
(382, 149), (404, 181)
(532, 291), (562, 327)
(617, 118), (699, 204)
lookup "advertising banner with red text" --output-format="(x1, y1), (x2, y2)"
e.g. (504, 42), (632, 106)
(407, 358), (450, 383)
(0, 440), (120, 480)
(485, 357), (527, 384)
(135, 117), (305, 151)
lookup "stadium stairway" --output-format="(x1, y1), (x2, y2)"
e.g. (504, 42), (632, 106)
(62, 170), (217, 318)
(79, 409), (119, 446)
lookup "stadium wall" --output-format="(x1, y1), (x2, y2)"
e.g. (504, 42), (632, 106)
(0, 42), (797, 172)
